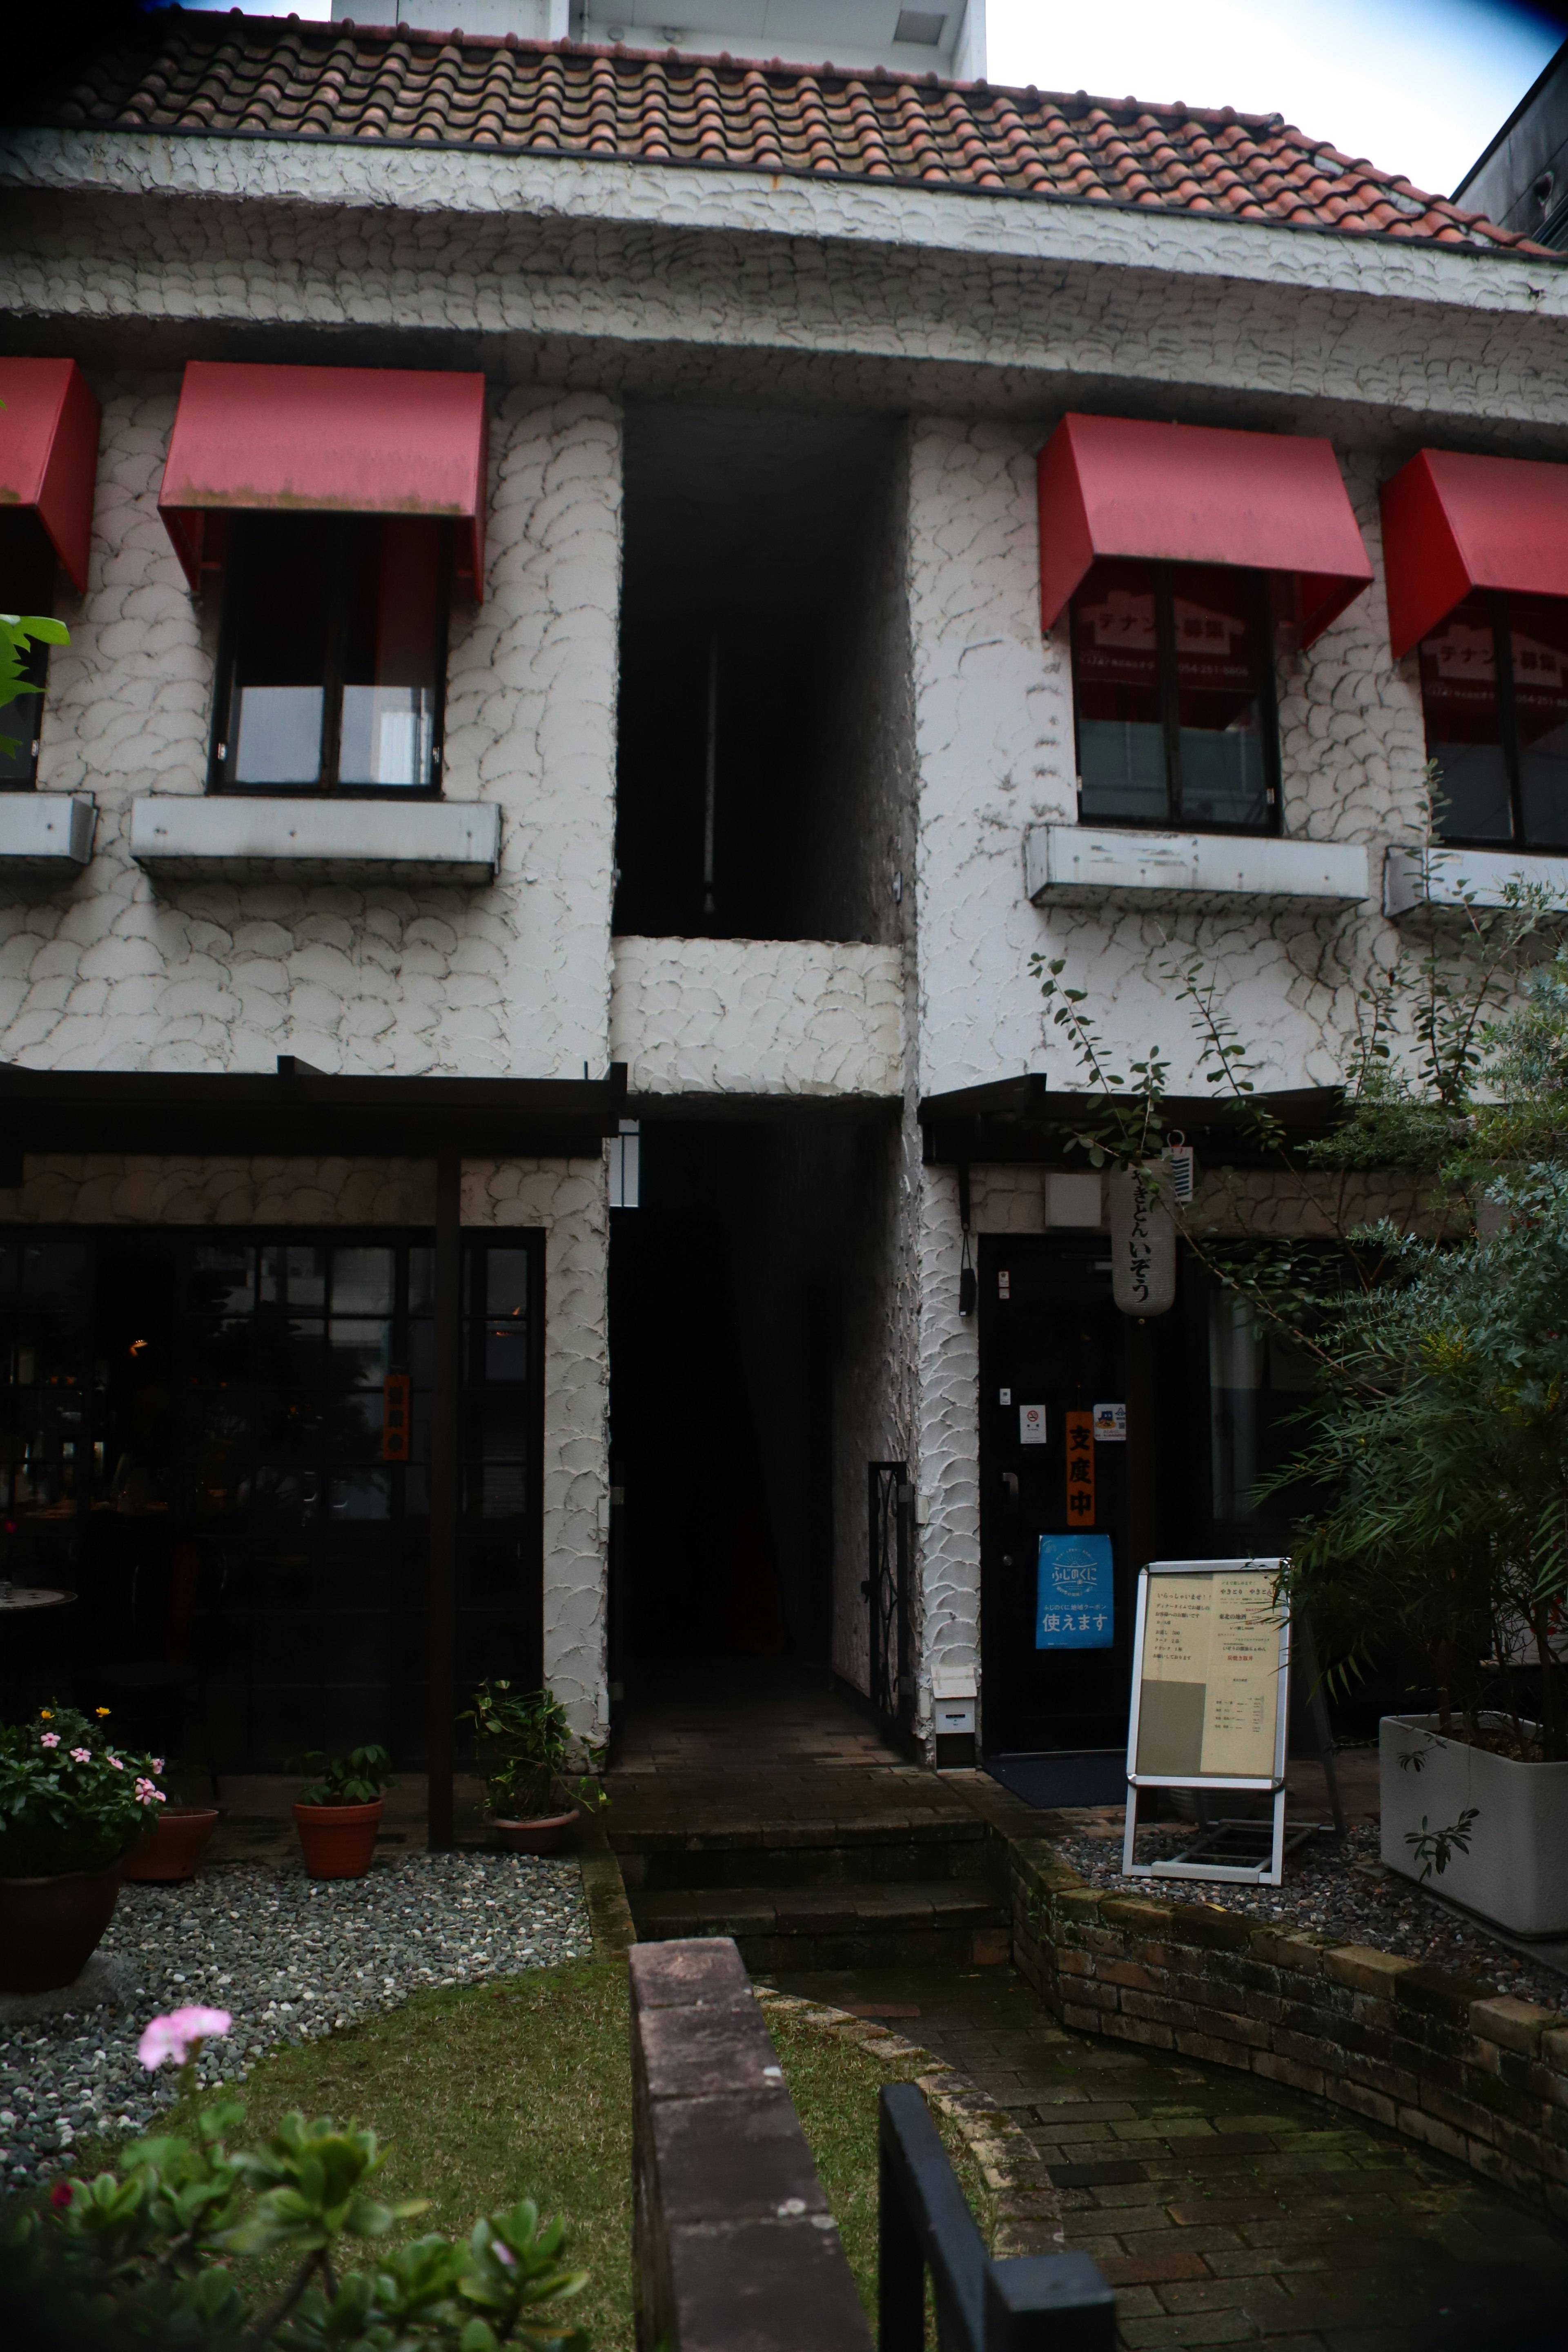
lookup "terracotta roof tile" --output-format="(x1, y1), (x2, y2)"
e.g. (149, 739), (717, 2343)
(40, 10), (1556, 258)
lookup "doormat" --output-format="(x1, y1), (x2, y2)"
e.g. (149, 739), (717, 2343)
(986, 1750), (1127, 1808)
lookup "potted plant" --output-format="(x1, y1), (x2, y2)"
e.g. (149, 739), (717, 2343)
(292, 1745), (395, 1880)
(122, 1799), (221, 1883)
(460, 1682), (605, 1855)
(0, 1702), (168, 1993)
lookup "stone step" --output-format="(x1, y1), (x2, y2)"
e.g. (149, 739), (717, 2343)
(620, 1825), (988, 1893)
(628, 1878), (1011, 1973)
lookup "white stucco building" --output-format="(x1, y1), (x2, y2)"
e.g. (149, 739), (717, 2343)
(3, 1), (1566, 1806)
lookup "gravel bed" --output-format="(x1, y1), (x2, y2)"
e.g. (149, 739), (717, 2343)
(1056, 1819), (1568, 2012)
(0, 1853), (590, 2191)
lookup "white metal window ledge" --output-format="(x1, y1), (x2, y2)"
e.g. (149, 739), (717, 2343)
(0, 795), (96, 880)
(1025, 826), (1370, 911)
(129, 797), (501, 884)
(1383, 846), (1568, 921)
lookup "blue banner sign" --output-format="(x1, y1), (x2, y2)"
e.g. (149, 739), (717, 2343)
(1036, 1534), (1114, 1649)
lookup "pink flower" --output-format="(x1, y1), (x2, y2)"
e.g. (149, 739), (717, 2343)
(49, 2182), (73, 2213)
(70, 1748), (90, 1763)
(134, 1779), (166, 1806)
(138, 2007), (232, 2071)
(151, 1759), (165, 1775)
(40, 1733), (60, 1750)
(107, 1757), (123, 1771)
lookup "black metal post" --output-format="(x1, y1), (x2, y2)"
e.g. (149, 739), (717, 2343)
(1125, 1315), (1157, 1574)
(427, 1146), (461, 1851)
(878, 2113), (926, 2352)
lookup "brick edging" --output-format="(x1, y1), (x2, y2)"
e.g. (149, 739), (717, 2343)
(1004, 1835), (1568, 2221)
(755, 1988), (1060, 2256)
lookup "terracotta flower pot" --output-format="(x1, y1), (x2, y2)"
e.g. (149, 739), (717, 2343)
(294, 1798), (383, 1880)
(487, 1808), (579, 1856)
(122, 1806), (220, 1884)
(0, 1855), (129, 1995)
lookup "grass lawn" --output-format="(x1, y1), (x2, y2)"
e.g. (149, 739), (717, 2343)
(141, 1959), (978, 2348)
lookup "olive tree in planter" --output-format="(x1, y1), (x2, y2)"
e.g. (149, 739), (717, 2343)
(0, 1702), (168, 1993)
(1035, 852), (1568, 1935)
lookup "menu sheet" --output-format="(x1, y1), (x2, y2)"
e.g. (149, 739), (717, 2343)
(1134, 1570), (1283, 1779)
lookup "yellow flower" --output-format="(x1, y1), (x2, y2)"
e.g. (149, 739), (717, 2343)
(95, 1707), (111, 1718)
(39, 1709), (53, 1721)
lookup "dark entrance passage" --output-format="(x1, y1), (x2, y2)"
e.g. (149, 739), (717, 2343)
(0, 1227), (543, 1769)
(608, 1113), (884, 1690)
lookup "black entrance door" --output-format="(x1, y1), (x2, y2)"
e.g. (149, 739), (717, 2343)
(978, 1235), (1134, 1760)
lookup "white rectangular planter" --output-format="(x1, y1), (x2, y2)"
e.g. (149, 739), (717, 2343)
(1383, 846), (1568, 920)
(0, 793), (96, 877)
(1025, 824), (1370, 910)
(1379, 1712), (1568, 1936)
(130, 795), (501, 884)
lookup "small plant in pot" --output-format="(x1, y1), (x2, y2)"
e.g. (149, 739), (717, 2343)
(0, 1701), (168, 1994)
(292, 1744), (395, 1880)
(461, 1682), (606, 1854)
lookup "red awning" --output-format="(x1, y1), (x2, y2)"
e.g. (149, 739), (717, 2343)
(0, 358), (102, 594)
(158, 362), (488, 601)
(1380, 448), (1568, 658)
(1036, 413), (1373, 649)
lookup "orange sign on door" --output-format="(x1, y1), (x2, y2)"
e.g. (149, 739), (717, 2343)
(381, 1372), (412, 1462)
(1065, 1408), (1095, 1526)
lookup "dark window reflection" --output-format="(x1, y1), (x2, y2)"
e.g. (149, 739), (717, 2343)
(1073, 557), (1278, 834)
(1420, 590), (1568, 849)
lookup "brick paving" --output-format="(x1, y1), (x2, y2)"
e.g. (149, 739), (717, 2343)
(770, 1962), (1568, 2348)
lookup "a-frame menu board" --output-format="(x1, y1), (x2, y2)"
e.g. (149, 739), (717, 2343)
(1122, 1559), (1292, 1886)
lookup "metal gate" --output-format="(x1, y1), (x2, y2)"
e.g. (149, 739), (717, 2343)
(865, 1461), (911, 1728)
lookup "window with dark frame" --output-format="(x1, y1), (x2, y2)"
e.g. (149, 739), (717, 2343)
(210, 512), (450, 796)
(0, 509), (60, 791)
(1070, 557), (1281, 835)
(1418, 590), (1568, 849)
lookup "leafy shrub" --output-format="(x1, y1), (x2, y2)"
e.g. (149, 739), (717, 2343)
(457, 1685), (605, 1823)
(0, 1704), (166, 1877)
(296, 1748), (396, 1807)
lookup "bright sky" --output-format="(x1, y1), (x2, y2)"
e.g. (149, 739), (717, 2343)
(175, 0), (1566, 198)
(987, 0), (1563, 196)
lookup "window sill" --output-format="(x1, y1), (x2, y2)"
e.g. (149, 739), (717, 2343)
(129, 795), (501, 884)
(1025, 824), (1370, 909)
(1383, 846), (1568, 920)
(0, 793), (96, 880)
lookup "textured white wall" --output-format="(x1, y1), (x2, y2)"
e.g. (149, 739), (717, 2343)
(463, 1156), (610, 1747)
(5, 380), (621, 1082)
(610, 935), (904, 1098)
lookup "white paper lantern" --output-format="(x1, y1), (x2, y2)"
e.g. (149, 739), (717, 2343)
(1107, 1163), (1176, 1316)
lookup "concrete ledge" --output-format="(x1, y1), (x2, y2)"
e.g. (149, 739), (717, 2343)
(129, 794), (501, 883)
(610, 935), (904, 1099)
(1025, 824), (1370, 909)
(630, 1937), (871, 2351)
(1384, 846), (1568, 919)
(0, 793), (95, 877)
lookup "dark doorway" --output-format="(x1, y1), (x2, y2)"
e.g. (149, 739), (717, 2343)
(0, 1227), (543, 1768)
(609, 1116), (881, 1687)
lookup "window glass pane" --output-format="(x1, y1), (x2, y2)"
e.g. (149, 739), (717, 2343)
(0, 511), (56, 790)
(330, 1248), (394, 1316)
(485, 1250), (531, 1319)
(1072, 561), (1166, 821)
(225, 516), (336, 788)
(338, 518), (443, 790)
(1419, 595), (1512, 842)
(1172, 567), (1270, 829)
(1512, 598), (1568, 849)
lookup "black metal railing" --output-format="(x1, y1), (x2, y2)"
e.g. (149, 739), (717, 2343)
(878, 2084), (1115, 2351)
(866, 1461), (912, 1727)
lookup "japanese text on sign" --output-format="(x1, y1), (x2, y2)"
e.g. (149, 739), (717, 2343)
(1036, 1534), (1114, 1650)
(1134, 1569), (1283, 1777)
(1065, 1407), (1095, 1525)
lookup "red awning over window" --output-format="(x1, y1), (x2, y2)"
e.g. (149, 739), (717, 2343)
(0, 358), (102, 594)
(158, 362), (489, 601)
(1380, 448), (1568, 659)
(1037, 413), (1373, 649)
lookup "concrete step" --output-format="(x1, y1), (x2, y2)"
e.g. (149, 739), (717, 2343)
(628, 1877), (1011, 1973)
(620, 1822), (988, 1893)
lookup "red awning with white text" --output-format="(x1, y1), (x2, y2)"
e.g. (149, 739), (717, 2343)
(1380, 448), (1568, 658)
(1037, 413), (1372, 648)
(158, 362), (489, 601)
(0, 357), (102, 594)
